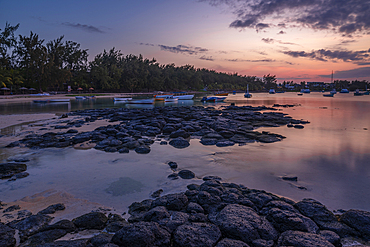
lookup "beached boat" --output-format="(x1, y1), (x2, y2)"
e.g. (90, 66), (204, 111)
(214, 92), (228, 96)
(323, 93), (334, 97)
(164, 96), (178, 103)
(114, 97), (132, 102)
(201, 96), (226, 102)
(127, 98), (155, 104)
(269, 89), (276, 94)
(354, 89), (363, 96)
(244, 85), (252, 98)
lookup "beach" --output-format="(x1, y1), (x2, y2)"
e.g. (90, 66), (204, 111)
(1, 92), (370, 245)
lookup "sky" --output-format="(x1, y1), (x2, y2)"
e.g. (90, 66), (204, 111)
(1, 0), (370, 83)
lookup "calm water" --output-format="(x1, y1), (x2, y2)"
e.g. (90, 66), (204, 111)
(1, 92), (370, 214)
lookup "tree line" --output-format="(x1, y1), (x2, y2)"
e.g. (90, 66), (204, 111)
(0, 22), (277, 93)
(1, 23), (368, 94)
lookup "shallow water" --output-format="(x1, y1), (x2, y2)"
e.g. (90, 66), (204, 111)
(1, 92), (370, 215)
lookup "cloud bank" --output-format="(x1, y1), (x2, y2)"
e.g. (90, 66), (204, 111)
(282, 48), (370, 63)
(61, 22), (104, 33)
(202, 0), (370, 35)
(320, 67), (370, 79)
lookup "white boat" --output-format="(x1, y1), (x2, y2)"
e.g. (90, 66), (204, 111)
(154, 92), (173, 100)
(173, 95), (194, 100)
(75, 96), (85, 99)
(244, 85), (252, 98)
(49, 98), (70, 102)
(340, 89), (349, 93)
(33, 93), (50, 96)
(127, 98), (154, 104)
(164, 96), (178, 103)
(114, 97), (132, 102)
(269, 89), (276, 94)
(300, 89), (310, 93)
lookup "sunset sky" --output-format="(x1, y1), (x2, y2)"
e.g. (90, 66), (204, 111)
(2, 0), (370, 82)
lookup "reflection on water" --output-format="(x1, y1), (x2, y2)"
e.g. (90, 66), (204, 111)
(1, 92), (370, 212)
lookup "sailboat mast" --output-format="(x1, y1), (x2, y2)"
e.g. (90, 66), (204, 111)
(331, 70), (333, 84)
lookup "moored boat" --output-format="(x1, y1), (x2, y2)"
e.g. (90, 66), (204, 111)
(354, 89), (363, 96)
(127, 98), (155, 104)
(173, 94), (194, 100)
(269, 89), (276, 94)
(323, 93), (334, 97)
(244, 85), (252, 98)
(340, 89), (349, 93)
(201, 96), (226, 102)
(114, 97), (132, 102)
(300, 89), (310, 93)
(164, 96), (178, 103)
(154, 92), (173, 100)
(49, 98), (70, 102)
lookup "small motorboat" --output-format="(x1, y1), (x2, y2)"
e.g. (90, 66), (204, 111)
(330, 89), (337, 94)
(173, 94), (194, 100)
(323, 93), (334, 97)
(214, 92), (228, 96)
(127, 98), (155, 104)
(269, 89), (276, 94)
(75, 96), (85, 99)
(164, 96), (178, 103)
(354, 89), (363, 96)
(300, 89), (310, 93)
(154, 92), (173, 100)
(49, 98), (70, 102)
(340, 89), (349, 93)
(114, 97), (132, 102)
(201, 96), (226, 102)
(297, 93), (303, 96)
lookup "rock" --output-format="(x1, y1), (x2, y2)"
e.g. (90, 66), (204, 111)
(278, 230), (335, 247)
(143, 206), (170, 222)
(187, 202), (205, 214)
(169, 129), (190, 138)
(0, 163), (27, 179)
(88, 233), (113, 246)
(203, 176), (222, 181)
(151, 189), (164, 198)
(118, 147), (129, 153)
(20, 229), (68, 246)
(167, 161), (178, 169)
(282, 176), (298, 181)
(216, 238), (250, 247)
(216, 141), (235, 147)
(72, 212), (108, 230)
(7, 214), (53, 241)
(265, 208), (319, 233)
(178, 169), (195, 179)
(169, 137), (190, 149)
(167, 173), (179, 180)
(173, 222), (221, 247)
(251, 239), (274, 247)
(159, 211), (189, 233)
(8, 171), (29, 181)
(134, 145), (151, 154)
(31, 238), (89, 246)
(319, 230), (341, 247)
(111, 221), (171, 247)
(200, 138), (218, 145)
(214, 204), (278, 244)
(0, 222), (16, 247)
(41, 219), (76, 233)
(3, 205), (21, 213)
(294, 124), (305, 129)
(339, 209), (370, 240)
(152, 193), (188, 211)
(38, 203), (65, 214)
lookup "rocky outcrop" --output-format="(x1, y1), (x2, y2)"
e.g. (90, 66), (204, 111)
(6, 105), (309, 153)
(1, 178), (368, 246)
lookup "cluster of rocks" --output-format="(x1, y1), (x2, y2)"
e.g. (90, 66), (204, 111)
(0, 162), (29, 181)
(6, 105), (309, 153)
(1, 177), (370, 247)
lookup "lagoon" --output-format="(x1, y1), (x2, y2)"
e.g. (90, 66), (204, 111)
(0, 92), (369, 220)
